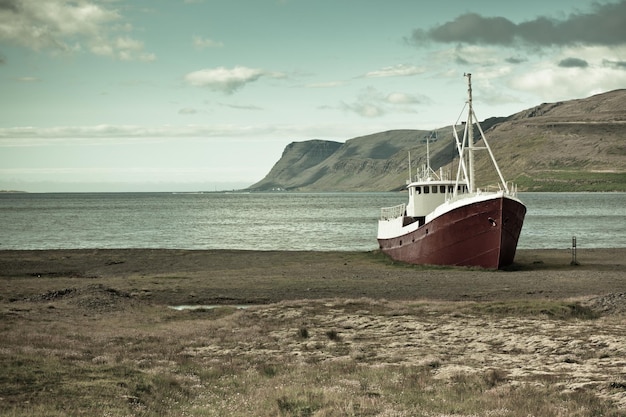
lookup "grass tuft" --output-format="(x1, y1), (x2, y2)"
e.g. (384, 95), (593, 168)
(325, 329), (340, 341)
(297, 327), (309, 339)
(470, 300), (600, 320)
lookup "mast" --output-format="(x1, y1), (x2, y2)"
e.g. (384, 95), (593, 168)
(465, 73), (475, 193)
(457, 73), (511, 194)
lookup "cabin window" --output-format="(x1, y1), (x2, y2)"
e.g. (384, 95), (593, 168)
(416, 186), (421, 194)
(440, 186), (446, 193)
(432, 186), (437, 193)
(423, 186), (430, 194)
(448, 186), (454, 193)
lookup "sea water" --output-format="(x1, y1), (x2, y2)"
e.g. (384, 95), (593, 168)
(1, 192), (624, 251)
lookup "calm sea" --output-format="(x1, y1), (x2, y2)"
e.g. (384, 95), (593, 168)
(0, 192), (624, 251)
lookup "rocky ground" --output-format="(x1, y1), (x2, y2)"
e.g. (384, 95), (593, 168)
(2, 248), (626, 415)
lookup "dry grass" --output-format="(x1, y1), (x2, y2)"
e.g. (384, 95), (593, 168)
(2, 248), (625, 415)
(2, 292), (626, 416)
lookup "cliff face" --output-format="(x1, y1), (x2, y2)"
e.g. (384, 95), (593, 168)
(249, 89), (626, 192)
(248, 140), (343, 191)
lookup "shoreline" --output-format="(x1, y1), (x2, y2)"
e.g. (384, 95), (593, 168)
(2, 248), (625, 305)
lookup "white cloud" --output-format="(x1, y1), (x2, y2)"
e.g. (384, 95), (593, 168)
(305, 81), (345, 88)
(0, 122), (376, 149)
(219, 102), (263, 111)
(184, 66), (285, 94)
(0, 124), (260, 142)
(363, 64), (425, 78)
(193, 35), (224, 49)
(0, 123), (338, 146)
(0, 0), (154, 60)
(510, 45), (626, 100)
(342, 101), (385, 118)
(511, 66), (626, 101)
(386, 92), (422, 105)
(341, 87), (428, 118)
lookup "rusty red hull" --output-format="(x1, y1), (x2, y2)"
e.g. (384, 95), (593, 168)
(378, 196), (526, 269)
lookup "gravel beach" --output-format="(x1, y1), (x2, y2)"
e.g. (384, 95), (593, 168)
(1, 248), (625, 305)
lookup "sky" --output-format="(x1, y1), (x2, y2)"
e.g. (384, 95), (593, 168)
(1, 0), (625, 192)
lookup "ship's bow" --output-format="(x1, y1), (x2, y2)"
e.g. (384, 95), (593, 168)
(497, 196), (527, 268)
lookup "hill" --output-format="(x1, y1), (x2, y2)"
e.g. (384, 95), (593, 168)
(248, 89), (626, 192)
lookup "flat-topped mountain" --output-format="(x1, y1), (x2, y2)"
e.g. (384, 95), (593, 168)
(249, 90), (626, 192)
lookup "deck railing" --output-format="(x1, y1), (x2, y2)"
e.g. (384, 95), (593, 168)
(380, 203), (405, 221)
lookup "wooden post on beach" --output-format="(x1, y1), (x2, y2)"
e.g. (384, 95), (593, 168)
(571, 236), (577, 265)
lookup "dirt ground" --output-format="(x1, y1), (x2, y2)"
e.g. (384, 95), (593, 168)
(1, 248), (625, 306)
(2, 248), (626, 414)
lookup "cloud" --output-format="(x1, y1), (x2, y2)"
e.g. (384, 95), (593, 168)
(363, 64), (425, 78)
(178, 108), (198, 115)
(0, 124), (264, 142)
(184, 66), (285, 94)
(411, 1), (626, 47)
(603, 59), (626, 69)
(341, 87), (429, 118)
(305, 81), (345, 88)
(0, 0), (19, 12)
(505, 56), (527, 64)
(511, 65), (626, 100)
(503, 44), (626, 100)
(558, 57), (589, 68)
(0, 0), (154, 60)
(431, 45), (501, 67)
(193, 35), (224, 49)
(219, 102), (263, 111)
(386, 92), (424, 105)
(413, 14), (516, 46)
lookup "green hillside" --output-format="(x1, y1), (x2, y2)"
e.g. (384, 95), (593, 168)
(249, 89), (626, 192)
